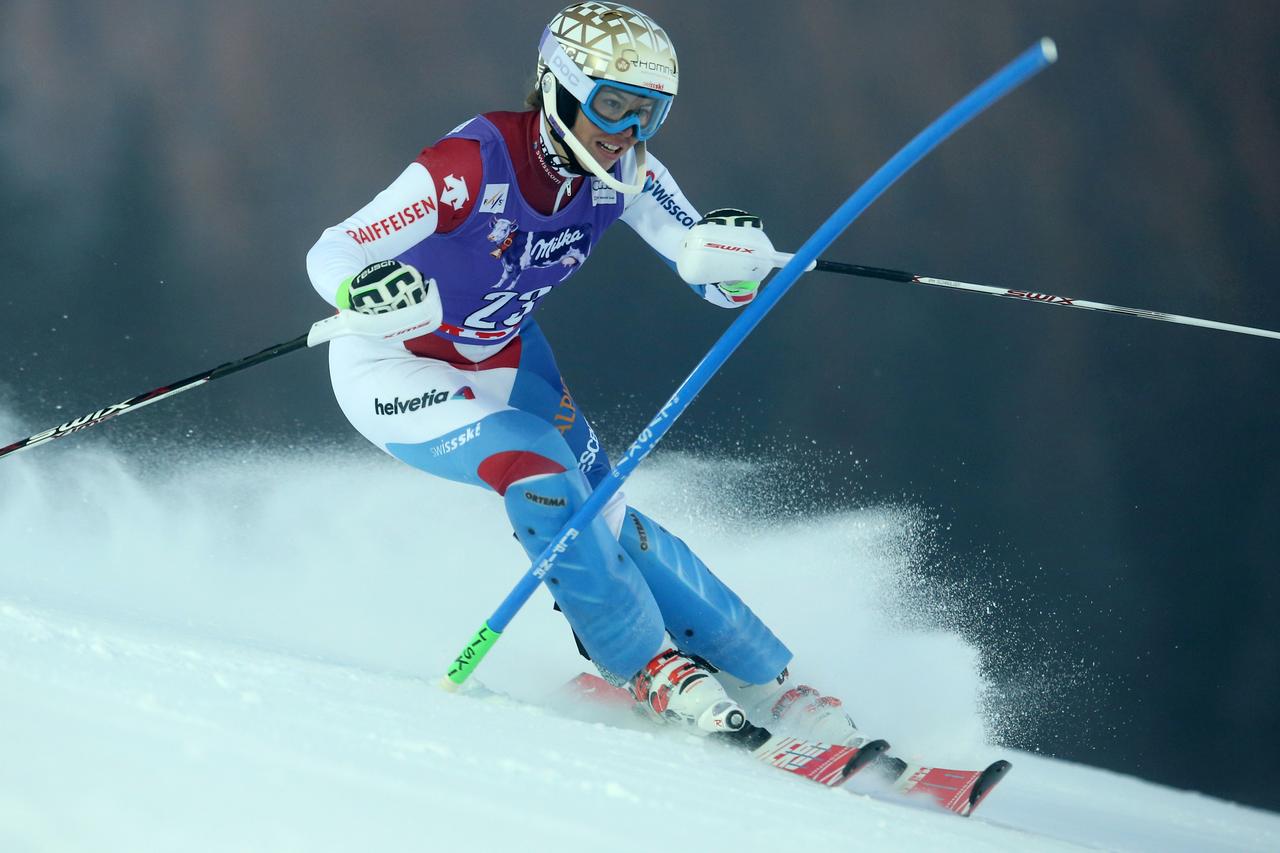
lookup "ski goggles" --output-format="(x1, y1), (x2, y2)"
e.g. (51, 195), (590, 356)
(539, 30), (674, 141)
(581, 79), (672, 140)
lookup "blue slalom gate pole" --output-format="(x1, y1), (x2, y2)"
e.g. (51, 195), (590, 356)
(444, 38), (1059, 687)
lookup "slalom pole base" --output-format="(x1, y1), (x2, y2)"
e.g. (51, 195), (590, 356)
(444, 621), (502, 688)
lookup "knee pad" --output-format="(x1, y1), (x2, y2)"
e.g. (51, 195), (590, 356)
(619, 507), (791, 684)
(503, 470), (663, 678)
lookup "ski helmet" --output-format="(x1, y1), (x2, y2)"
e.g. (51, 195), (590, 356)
(536, 2), (679, 193)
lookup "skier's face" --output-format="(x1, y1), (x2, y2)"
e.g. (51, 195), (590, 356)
(570, 108), (637, 169)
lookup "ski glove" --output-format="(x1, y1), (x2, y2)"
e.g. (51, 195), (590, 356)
(677, 208), (777, 306)
(338, 260), (430, 314)
(306, 259), (443, 347)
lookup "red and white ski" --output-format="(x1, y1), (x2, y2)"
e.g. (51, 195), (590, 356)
(751, 731), (890, 787)
(561, 673), (888, 786)
(560, 672), (1011, 815)
(876, 757), (1013, 816)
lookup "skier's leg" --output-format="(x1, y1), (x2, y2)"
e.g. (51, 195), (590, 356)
(506, 326), (792, 682)
(399, 408), (749, 733)
(328, 328), (755, 734)
(499, 464), (666, 679)
(618, 507), (791, 684)
(327, 332), (667, 679)
(487, 326), (756, 732)
(499, 327), (799, 716)
(616, 510), (865, 743)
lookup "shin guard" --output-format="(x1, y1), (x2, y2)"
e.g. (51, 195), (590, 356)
(505, 471), (664, 678)
(619, 508), (790, 684)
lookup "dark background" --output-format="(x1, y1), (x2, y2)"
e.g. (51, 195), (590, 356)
(2, 1), (1277, 810)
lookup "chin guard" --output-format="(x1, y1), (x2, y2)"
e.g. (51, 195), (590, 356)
(541, 72), (647, 195)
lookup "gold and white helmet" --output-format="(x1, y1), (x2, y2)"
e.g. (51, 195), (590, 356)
(537, 2), (679, 193)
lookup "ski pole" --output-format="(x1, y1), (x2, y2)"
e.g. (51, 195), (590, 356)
(442, 37), (1060, 689)
(0, 334), (308, 461)
(0, 294), (442, 462)
(771, 257), (1280, 342)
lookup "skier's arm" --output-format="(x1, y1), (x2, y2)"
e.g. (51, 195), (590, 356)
(306, 137), (479, 308)
(619, 151), (762, 309)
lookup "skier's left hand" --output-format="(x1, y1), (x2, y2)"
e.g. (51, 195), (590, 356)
(677, 208), (776, 303)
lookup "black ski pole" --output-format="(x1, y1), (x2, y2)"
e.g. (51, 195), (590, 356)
(0, 334), (310, 461)
(1, 288), (444, 462)
(802, 258), (1280, 341)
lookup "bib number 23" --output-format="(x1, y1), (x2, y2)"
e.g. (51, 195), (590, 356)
(463, 286), (553, 331)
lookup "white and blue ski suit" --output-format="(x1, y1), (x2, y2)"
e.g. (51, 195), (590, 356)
(307, 110), (789, 683)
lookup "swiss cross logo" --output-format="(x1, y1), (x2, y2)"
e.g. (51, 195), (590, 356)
(441, 174), (469, 210)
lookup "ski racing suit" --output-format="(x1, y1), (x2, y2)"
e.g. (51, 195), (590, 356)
(306, 110), (790, 685)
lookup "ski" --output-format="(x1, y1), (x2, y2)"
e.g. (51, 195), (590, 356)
(561, 672), (889, 787)
(876, 757), (1013, 817)
(747, 730), (891, 787)
(561, 671), (1011, 815)
(562, 671), (633, 709)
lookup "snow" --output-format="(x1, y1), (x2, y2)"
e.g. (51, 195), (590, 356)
(2, 440), (1278, 852)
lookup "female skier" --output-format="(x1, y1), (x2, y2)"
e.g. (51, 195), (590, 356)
(306, 2), (863, 746)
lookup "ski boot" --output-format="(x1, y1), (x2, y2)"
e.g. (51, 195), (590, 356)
(719, 668), (874, 747)
(630, 647), (749, 735)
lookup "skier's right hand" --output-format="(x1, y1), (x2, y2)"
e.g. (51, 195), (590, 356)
(342, 260), (430, 314)
(306, 259), (444, 347)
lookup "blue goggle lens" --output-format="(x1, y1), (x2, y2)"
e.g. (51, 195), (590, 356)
(583, 81), (672, 141)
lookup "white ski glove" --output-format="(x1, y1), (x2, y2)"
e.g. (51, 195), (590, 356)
(307, 260), (443, 347)
(340, 259), (428, 314)
(677, 208), (776, 304)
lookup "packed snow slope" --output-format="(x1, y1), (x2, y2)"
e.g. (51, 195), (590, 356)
(2, 438), (1278, 852)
